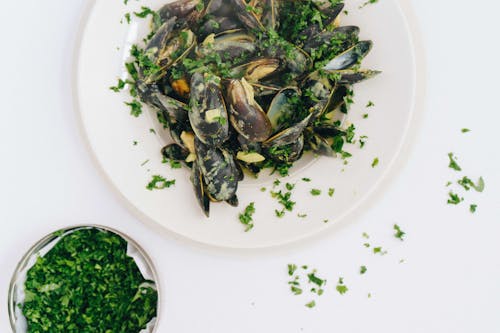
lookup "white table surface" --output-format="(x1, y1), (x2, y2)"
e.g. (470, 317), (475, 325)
(1, 1), (499, 332)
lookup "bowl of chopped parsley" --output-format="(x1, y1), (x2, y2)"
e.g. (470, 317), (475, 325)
(8, 225), (160, 333)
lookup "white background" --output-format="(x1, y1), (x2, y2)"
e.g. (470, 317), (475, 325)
(1, 0), (499, 332)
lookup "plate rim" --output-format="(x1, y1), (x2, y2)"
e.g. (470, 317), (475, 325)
(72, 0), (427, 250)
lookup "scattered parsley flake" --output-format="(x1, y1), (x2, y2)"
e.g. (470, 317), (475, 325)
(125, 100), (142, 117)
(133, 141), (138, 146)
(447, 192), (463, 205)
(336, 278), (348, 295)
(238, 202), (256, 232)
(140, 159), (149, 167)
(373, 247), (387, 255)
(302, 178), (311, 182)
(328, 188), (335, 197)
(110, 78), (127, 92)
(360, 266), (367, 274)
(310, 189), (321, 196)
(260, 187), (266, 192)
(146, 175), (175, 190)
(371, 157), (379, 168)
(470, 204), (477, 213)
(461, 128), (471, 133)
(366, 101), (375, 107)
(448, 153), (462, 171)
(305, 300), (316, 308)
(359, 0), (379, 9)
(149, 128), (156, 134)
(393, 224), (406, 241)
(307, 272), (325, 287)
(275, 209), (285, 218)
(297, 213), (307, 218)
(288, 264), (297, 276)
(363, 113), (369, 119)
(362, 232), (370, 239)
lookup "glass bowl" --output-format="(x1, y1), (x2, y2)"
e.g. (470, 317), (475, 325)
(8, 224), (161, 333)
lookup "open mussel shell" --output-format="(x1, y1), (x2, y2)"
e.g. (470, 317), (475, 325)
(158, 29), (197, 70)
(324, 41), (373, 71)
(191, 160), (210, 217)
(162, 143), (191, 166)
(188, 73), (229, 147)
(299, 2), (344, 42)
(198, 16), (242, 38)
(230, 58), (281, 83)
(149, 93), (188, 126)
(303, 26), (360, 57)
(195, 138), (239, 202)
(227, 78), (272, 142)
(198, 30), (257, 63)
(307, 134), (336, 157)
(266, 87), (301, 132)
(263, 113), (312, 148)
(158, 0), (199, 21)
(145, 18), (177, 59)
(228, 0), (265, 31)
(265, 135), (305, 163)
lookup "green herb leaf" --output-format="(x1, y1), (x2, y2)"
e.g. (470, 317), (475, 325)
(448, 153), (462, 171)
(393, 224), (406, 241)
(146, 175), (175, 190)
(239, 202), (256, 232)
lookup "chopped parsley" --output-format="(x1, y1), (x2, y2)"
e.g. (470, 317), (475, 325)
(310, 189), (321, 196)
(373, 246), (387, 255)
(125, 100), (143, 117)
(288, 264), (298, 276)
(335, 277), (348, 295)
(461, 128), (471, 133)
(448, 153), (462, 171)
(359, 0), (379, 9)
(328, 188), (335, 197)
(133, 6), (161, 29)
(371, 157), (379, 168)
(447, 191), (463, 205)
(458, 176), (485, 192)
(305, 300), (316, 308)
(22, 228), (157, 332)
(302, 177), (311, 182)
(239, 202), (256, 232)
(393, 224), (406, 241)
(366, 101), (375, 107)
(146, 175), (175, 190)
(360, 266), (367, 274)
(470, 204), (477, 213)
(110, 78), (127, 92)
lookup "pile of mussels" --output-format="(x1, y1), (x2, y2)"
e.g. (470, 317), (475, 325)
(132, 0), (379, 216)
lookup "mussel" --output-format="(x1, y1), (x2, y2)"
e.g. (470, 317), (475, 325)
(195, 138), (239, 203)
(188, 73), (229, 146)
(227, 78), (272, 142)
(324, 41), (373, 71)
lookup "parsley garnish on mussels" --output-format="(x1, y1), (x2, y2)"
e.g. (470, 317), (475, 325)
(118, 0), (379, 217)
(22, 228), (157, 332)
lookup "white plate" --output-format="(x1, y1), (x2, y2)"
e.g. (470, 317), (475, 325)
(76, 0), (420, 249)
